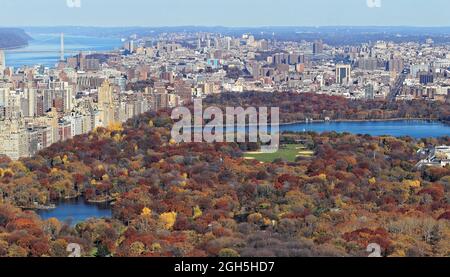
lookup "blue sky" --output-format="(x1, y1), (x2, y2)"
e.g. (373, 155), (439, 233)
(1, 0), (449, 27)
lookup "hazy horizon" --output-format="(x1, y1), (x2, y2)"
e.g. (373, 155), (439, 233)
(1, 0), (450, 27)
(3, 25), (450, 28)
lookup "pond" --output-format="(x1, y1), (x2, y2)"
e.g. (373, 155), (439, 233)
(36, 197), (112, 226)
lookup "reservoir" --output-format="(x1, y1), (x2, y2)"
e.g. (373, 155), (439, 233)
(280, 120), (450, 139)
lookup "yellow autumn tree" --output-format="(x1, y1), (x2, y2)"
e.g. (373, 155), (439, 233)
(402, 179), (421, 189)
(62, 155), (69, 164)
(10, 161), (28, 174)
(129, 241), (145, 256)
(2, 168), (13, 177)
(193, 205), (202, 219)
(335, 195), (347, 208)
(109, 122), (123, 132)
(317, 173), (327, 181)
(141, 207), (152, 216)
(159, 212), (177, 229)
(112, 133), (122, 142)
(150, 243), (161, 252)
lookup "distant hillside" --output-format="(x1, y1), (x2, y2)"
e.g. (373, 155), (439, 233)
(23, 26), (450, 45)
(0, 28), (31, 49)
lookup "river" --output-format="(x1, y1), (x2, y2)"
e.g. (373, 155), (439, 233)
(5, 33), (122, 68)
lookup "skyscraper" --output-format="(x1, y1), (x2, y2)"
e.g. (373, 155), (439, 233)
(313, 40), (324, 55)
(359, 58), (378, 71)
(365, 83), (375, 100)
(387, 57), (404, 73)
(98, 80), (115, 127)
(419, 72), (434, 85)
(226, 37), (231, 51)
(129, 40), (135, 53)
(25, 87), (36, 117)
(336, 64), (351, 85)
(273, 53), (282, 65)
(0, 87), (9, 107)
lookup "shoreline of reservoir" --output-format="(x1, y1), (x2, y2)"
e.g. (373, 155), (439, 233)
(280, 117), (447, 126)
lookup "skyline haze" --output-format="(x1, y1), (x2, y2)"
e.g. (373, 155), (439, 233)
(1, 0), (450, 27)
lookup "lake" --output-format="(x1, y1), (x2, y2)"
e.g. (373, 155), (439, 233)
(280, 120), (450, 138)
(5, 33), (122, 68)
(36, 198), (112, 226)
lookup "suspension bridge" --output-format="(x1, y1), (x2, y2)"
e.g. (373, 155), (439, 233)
(4, 33), (111, 58)
(6, 49), (97, 54)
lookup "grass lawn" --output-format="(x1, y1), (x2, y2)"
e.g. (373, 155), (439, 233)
(244, 144), (314, 163)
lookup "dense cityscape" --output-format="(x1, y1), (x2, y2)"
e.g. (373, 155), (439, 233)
(1, 31), (449, 160)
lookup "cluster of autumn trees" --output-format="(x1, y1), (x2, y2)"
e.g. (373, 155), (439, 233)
(0, 93), (449, 257)
(204, 92), (450, 123)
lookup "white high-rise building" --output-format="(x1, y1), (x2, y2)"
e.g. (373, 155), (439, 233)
(98, 80), (115, 127)
(336, 64), (352, 85)
(0, 120), (29, 160)
(0, 87), (10, 107)
(63, 85), (74, 112)
(226, 37), (231, 51)
(25, 87), (36, 117)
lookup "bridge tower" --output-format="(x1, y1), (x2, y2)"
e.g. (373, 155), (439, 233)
(0, 50), (5, 72)
(60, 33), (65, 61)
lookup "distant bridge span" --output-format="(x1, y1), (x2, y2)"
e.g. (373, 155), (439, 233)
(6, 49), (101, 54)
(4, 33), (118, 57)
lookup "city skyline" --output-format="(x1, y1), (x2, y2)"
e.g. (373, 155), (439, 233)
(1, 0), (450, 27)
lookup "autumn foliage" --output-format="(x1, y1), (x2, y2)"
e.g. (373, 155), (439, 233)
(0, 95), (448, 257)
